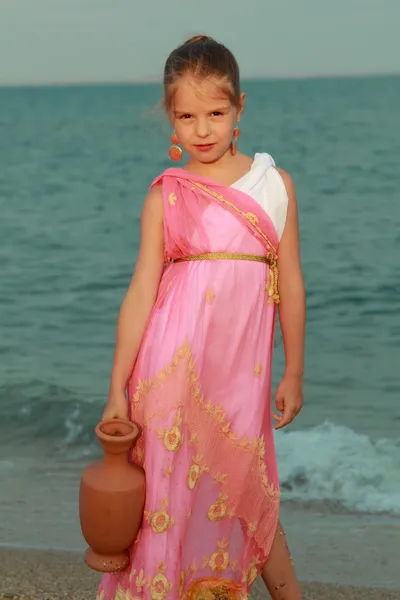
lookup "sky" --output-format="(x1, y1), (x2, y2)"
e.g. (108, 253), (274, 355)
(0, 0), (399, 85)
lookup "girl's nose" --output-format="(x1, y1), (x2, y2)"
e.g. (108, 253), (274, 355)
(195, 119), (210, 138)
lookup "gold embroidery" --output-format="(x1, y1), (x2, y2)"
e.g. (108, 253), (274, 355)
(96, 591), (105, 600)
(247, 522), (258, 536)
(164, 424), (182, 450)
(190, 559), (199, 573)
(114, 585), (143, 600)
(132, 434), (144, 464)
(114, 587), (129, 600)
(230, 559), (239, 573)
(180, 569), (188, 597)
(151, 565), (172, 600)
(146, 497), (174, 534)
(245, 564), (258, 586)
(189, 430), (198, 444)
(182, 578), (245, 600)
(207, 539), (230, 572)
(206, 289), (216, 304)
(168, 192), (176, 206)
(150, 509), (174, 533)
(245, 212), (258, 225)
(157, 410), (184, 451)
(128, 566), (137, 586)
(264, 254), (279, 303)
(254, 363), (262, 377)
(195, 589), (213, 600)
(151, 575), (170, 600)
(214, 471), (228, 484)
(132, 377), (154, 403)
(188, 179), (277, 255)
(135, 567), (145, 590)
(165, 460), (174, 476)
(208, 493), (228, 521)
(188, 455), (203, 489)
(131, 340), (280, 503)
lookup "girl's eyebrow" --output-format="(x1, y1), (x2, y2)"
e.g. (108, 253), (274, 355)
(209, 105), (231, 112)
(174, 105), (230, 115)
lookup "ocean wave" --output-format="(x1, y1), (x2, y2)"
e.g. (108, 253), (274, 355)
(2, 381), (400, 515)
(0, 381), (101, 448)
(276, 421), (400, 514)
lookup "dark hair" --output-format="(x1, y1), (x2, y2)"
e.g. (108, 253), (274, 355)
(163, 35), (241, 112)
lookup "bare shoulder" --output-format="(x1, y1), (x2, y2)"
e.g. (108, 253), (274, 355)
(144, 182), (163, 206)
(275, 167), (296, 202)
(142, 183), (163, 220)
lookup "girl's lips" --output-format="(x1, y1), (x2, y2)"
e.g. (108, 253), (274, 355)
(194, 143), (215, 152)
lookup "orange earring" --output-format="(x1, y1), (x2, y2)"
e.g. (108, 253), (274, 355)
(168, 132), (182, 162)
(231, 125), (240, 156)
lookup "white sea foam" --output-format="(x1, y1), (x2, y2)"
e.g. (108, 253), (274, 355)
(275, 421), (400, 514)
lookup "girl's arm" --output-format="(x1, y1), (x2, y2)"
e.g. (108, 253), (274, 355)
(273, 169), (306, 429)
(103, 185), (164, 419)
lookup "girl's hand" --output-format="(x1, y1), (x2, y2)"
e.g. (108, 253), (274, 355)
(273, 373), (303, 430)
(102, 391), (129, 422)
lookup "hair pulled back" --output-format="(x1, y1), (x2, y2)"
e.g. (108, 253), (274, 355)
(163, 35), (241, 112)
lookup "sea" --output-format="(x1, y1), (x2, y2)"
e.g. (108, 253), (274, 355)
(0, 76), (399, 588)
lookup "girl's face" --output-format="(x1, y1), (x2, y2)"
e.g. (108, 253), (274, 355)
(170, 74), (244, 164)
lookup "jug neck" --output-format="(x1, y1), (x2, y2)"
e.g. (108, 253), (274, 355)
(102, 449), (129, 466)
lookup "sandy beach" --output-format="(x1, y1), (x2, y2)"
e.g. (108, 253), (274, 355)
(0, 548), (399, 600)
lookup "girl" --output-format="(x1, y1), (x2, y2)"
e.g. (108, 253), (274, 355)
(98, 35), (306, 600)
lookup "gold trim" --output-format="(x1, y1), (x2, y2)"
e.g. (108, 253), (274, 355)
(175, 252), (268, 264)
(188, 179), (277, 255)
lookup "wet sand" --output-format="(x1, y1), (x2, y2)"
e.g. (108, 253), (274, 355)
(0, 548), (399, 600)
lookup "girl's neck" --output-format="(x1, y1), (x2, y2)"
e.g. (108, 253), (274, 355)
(183, 151), (253, 187)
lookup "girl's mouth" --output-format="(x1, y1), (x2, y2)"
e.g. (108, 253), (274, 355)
(194, 143), (215, 152)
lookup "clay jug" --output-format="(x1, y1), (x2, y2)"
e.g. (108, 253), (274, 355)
(79, 418), (146, 573)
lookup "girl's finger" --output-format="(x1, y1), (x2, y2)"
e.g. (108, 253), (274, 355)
(274, 410), (296, 430)
(272, 413), (283, 422)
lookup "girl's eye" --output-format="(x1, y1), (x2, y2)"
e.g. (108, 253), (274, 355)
(212, 111), (223, 117)
(180, 114), (192, 120)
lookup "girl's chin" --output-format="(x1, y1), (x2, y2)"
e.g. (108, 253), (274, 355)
(190, 144), (230, 162)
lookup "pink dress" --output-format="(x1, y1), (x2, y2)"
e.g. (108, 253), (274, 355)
(97, 153), (287, 600)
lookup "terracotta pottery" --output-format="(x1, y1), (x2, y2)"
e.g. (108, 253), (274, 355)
(79, 418), (146, 573)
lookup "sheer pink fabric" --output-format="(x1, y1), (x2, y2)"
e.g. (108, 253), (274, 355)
(97, 169), (280, 600)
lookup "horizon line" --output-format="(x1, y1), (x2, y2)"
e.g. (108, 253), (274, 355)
(0, 70), (399, 89)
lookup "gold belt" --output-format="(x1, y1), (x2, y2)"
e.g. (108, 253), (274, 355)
(174, 252), (270, 264)
(172, 252), (280, 303)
